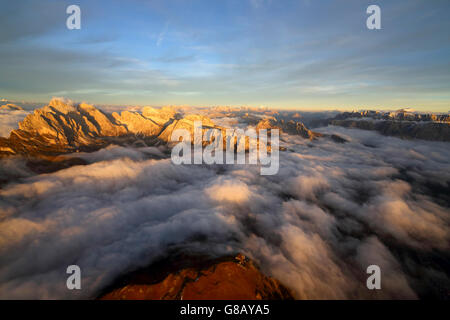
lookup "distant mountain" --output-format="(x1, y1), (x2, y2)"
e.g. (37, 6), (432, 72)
(332, 109), (450, 123)
(256, 118), (321, 140)
(0, 103), (24, 111)
(0, 98), (322, 159)
(328, 110), (450, 141)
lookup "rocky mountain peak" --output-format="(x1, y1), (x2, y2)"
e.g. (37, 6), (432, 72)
(256, 118), (319, 139)
(47, 97), (77, 114)
(0, 99), (222, 158)
(0, 103), (24, 111)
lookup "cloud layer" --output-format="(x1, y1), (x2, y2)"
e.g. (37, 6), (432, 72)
(0, 125), (449, 299)
(0, 108), (30, 137)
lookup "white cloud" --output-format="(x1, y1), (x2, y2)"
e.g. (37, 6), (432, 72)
(0, 123), (449, 299)
(0, 109), (30, 137)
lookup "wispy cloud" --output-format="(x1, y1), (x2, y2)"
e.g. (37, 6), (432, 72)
(156, 22), (170, 47)
(249, 0), (271, 9)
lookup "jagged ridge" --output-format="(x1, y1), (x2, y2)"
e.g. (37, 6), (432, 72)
(0, 98), (221, 157)
(329, 110), (450, 142)
(0, 99), (321, 158)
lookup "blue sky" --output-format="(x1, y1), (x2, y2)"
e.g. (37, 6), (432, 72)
(1, 0), (449, 111)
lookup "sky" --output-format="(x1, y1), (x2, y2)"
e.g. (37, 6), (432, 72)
(0, 0), (449, 111)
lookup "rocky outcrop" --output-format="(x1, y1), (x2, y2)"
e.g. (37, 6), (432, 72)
(330, 134), (348, 143)
(99, 253), (294, 300)
(0, 99), (126, 157)
(112, 110), (163, 137)
(157, 114), (218, 143)
(256, 118), (320, 139)
(142, 106), (177, 125)
(0, 99), (298, 160)
(327, 109), (450, 141)
(0, 98), (223, 158)
(0, 103), (24, 111)
(331, 119), (450, 142)
(333, 109), (450, 123)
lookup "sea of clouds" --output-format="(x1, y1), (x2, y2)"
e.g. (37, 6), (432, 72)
(0, 123), (449, 299)
(0, 108), (30, 137)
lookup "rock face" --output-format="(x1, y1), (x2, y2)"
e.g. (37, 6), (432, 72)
(0, 103), (24, 111)
(142, 106), (176, 125)
(99, 254), (294, 300)
(112, 110), (163, 137)
(0, 98), (222, 157)
(256, 118), (320, 139)
(333, 109), (450, 123)
(331, 119), (450, 142)
(330, 134), (348, 143)
(1, 99), (320, 160)
(328, 110), (450, 141)
(0, 98), (320, 162)
(0, 99), (128, 156)
(156, 114), (218, 144)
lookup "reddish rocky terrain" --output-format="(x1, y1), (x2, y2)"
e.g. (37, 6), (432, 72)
(100, 254), (294, 300)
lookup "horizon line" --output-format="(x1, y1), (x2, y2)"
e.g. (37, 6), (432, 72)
(2, 97), (449, 114)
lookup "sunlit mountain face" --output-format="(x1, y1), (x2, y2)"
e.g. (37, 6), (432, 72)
(0, 0), (449, 300)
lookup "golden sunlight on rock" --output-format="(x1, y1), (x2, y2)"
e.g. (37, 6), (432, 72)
(100, 254), (294, 300)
